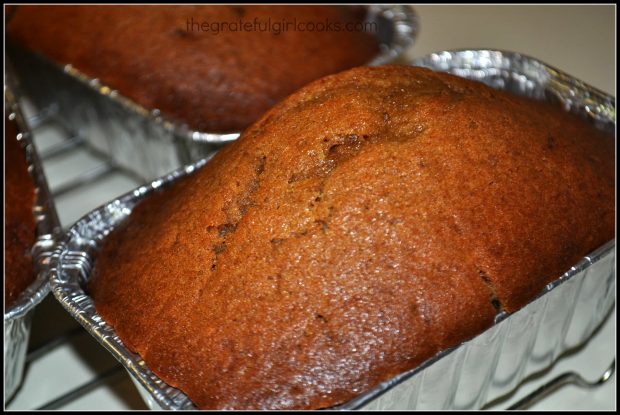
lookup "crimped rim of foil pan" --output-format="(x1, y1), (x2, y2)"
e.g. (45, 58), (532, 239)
(49, 49), (615, 410)
(4, 81), (62, 322)
(410, 49), (615, 125)
(366, 5), (418, 66)
(9, 5), (417, 146)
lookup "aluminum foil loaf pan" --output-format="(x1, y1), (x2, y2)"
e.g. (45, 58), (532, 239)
(48, 50), (615, 410)
(4, 84), (62, 402)
(6, 5), (418, 183)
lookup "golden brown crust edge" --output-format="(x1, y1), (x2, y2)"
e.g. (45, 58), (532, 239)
(89, 65), (615, 409)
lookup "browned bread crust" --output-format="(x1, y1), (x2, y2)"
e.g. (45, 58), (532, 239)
(7, 5), (379, 133)
(89, 66), (615, 409)
(5, 117), (36, 309)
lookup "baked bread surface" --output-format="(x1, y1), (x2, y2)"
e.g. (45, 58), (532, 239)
(5, 117), (37, 310)
(90, 66), (615, 409)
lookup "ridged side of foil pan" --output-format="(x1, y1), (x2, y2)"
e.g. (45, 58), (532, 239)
(4, 81), (62, 401)
(49, 50), (616, 410)
(6, 5), (418, 183)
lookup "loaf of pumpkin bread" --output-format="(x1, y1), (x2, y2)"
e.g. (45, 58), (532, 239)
(89, 66), (615, 409)
(7, 5), (379, 133)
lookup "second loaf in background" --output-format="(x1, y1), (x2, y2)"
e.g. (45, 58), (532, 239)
(7, 5), (380, 133)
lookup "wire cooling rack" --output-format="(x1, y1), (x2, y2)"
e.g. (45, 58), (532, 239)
(4, 99), (615, 410)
